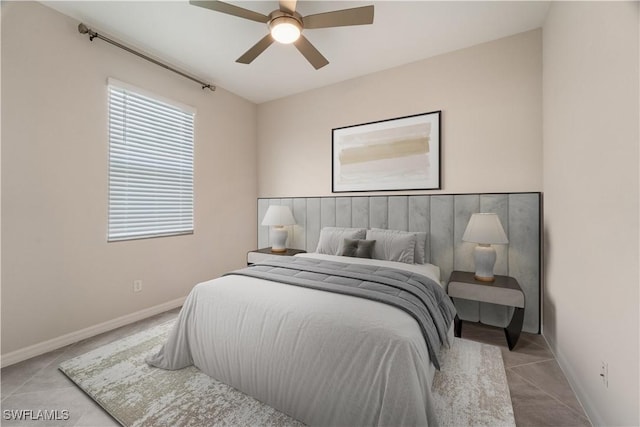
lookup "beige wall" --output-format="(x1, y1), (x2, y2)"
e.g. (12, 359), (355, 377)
(257, 29), (542, 197)
(543, 2), (639, 425)
(1, 2), (257, 356)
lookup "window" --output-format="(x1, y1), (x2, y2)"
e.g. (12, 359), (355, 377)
(108, 79), (195, 241)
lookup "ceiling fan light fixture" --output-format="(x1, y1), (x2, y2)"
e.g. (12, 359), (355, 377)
(190, 1), (375, 69)
(270, 16), (301, 44)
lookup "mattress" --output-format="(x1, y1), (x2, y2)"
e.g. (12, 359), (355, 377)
(147, 253), (454, 426)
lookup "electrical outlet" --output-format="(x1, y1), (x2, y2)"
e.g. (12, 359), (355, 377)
(600, 361), (608, 387)
(133, 280), (143, 293)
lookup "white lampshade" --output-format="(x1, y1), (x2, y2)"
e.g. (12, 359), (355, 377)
(462, 213), (508, 245)
(261, 205), (296, 226)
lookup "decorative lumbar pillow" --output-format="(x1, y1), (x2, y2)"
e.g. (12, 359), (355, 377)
(366, 228), (417, 264)
(370, 228), (427, 264)
(316, 227), (367, 255)
(341, 239), (376, 259)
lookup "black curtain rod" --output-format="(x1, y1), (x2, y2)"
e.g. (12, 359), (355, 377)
(78, 23), (216, 92)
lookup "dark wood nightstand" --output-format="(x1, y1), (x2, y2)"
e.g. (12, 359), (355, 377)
(247, 248), (307, 266)
(447, 270), (525, 350)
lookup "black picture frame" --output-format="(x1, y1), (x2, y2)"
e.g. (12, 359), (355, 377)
(332, 110), (441, 193)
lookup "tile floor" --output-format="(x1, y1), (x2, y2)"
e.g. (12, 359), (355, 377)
(460, 322), (591, 426)
(1, 309), (591, 426)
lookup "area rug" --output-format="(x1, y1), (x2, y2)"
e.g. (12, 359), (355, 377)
(432, 338), (515, 426)
(59, 321), (515, 427)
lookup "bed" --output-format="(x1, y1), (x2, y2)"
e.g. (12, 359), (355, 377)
(147, 228), (456, 426)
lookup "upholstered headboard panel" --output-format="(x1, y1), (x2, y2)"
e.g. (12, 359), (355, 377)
(257, 192), (541, 333)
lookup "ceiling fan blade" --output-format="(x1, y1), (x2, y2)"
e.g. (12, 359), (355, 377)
(302, 5), (374, 29)
(294, 35), (329, 70)
(236, 34), (275, 64)
(189, 1), (269, 23)
(279, 0), (297, 15)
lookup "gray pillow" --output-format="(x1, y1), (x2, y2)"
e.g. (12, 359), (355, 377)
(341, 239), (376, 259)
(315, 227), (367, 255)
(366, 229), (416, 264)
(370, 228), (427, 264)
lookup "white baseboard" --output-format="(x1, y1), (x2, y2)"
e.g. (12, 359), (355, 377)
(0, 297), (185, 368)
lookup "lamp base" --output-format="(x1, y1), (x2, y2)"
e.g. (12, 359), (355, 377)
(473, 244), (496, 283)
(270, 226), (288, 253)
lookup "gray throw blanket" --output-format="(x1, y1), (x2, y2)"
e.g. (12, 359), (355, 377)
(225, 257), (456, 369)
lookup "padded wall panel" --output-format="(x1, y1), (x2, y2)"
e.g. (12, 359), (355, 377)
(453, 194), (479, 273)
(477, 194), (511, 327)
(408, 196), (430, 262)
(369, 197), (388, 229)
(351, 197), (369, 229)
(430, 195), (455, 284)
(306, 198), (321, 253)
(335, 198), (352, 228)
(292, 198), (307, 251)
(257, 193), (541, 333)
(388, 196), (409, 231)
(481, 194), (509, 276)
(452, 194), (481, 323)
(257, 199), (269, 249)
(508, 193), (540, 333)
(281, 198), (294, 248)
(320, 198), (336, 229)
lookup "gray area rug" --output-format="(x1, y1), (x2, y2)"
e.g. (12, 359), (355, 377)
(59, 321), (515, 427)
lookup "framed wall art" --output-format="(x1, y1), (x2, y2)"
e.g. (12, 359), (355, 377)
(332, 111), (441, 192)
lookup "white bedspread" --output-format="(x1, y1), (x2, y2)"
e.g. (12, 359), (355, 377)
(147, 254), (451, 426)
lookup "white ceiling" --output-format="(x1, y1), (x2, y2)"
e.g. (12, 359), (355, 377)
(42, 1), (550, 104)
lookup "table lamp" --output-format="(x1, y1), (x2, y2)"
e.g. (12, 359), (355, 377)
(462, 213), (509, 282)
(261, 205), (296, 253)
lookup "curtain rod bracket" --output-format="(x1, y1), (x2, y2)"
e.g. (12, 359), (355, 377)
(77, 23), (216, 93)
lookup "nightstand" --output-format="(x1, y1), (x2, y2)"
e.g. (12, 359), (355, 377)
(447, 270), (525, 350)
(247, 248), (307, 266)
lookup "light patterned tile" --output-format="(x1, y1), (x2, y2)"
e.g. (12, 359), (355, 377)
(501, 337), (555, 369)
(1, 347), (69, 399)
(506, 370), (591, 426)
(73, 406), (119, 427)
(9, 363), (76, 395)
(511, 359), (587, 417)
(518, 331), (550, 349)
(0, 386), (95, 426)
(459, 322), (555, 368)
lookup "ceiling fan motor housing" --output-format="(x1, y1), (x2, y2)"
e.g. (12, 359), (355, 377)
(268, 11), (303, 44)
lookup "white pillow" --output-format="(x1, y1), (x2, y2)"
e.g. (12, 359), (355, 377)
(366, 228), (416, 264)
(316, 227), (367, 255)
(369, 228), (427, 264)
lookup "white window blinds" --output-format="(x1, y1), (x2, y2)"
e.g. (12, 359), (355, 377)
(108, 79), (195, 241)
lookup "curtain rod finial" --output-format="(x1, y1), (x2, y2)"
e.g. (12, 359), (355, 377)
(78, 23), (89, 34)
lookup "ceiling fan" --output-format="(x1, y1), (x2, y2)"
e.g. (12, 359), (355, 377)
(189, 0), (374, 70)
